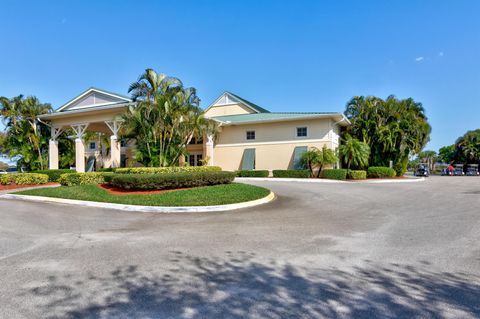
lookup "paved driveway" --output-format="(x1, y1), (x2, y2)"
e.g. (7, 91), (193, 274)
(0, 177), (479, 318)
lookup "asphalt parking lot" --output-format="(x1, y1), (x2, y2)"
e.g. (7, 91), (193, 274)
(0, 176), (479, 318)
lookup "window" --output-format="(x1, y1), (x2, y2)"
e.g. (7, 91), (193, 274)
(246, 130), (255, 140)
(188, 153), (203, 166)
(296, 127), (308, 137)
(189, 137), (203, 145)
(188, 155), (195, 166)
(89, 142), (96, 150)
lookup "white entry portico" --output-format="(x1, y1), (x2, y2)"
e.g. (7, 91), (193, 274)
(39, 88), (133, 172)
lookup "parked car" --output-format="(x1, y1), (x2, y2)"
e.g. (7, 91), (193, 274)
(0, 169), (7, 174)
(415, 163), (429, 177)
(466, 164), (479, 176)
(454, 164), (465, 176)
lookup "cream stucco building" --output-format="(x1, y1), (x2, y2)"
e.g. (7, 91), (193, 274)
(39, 88), (349, 172)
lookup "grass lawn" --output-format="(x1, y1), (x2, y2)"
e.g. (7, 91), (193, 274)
(15, 183), (271, 206)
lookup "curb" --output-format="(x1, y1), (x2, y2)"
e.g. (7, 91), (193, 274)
(0, 191), (276, 213)
(235, 177), (425, 184)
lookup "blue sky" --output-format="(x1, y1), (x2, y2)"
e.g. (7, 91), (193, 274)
(1, 0), (479, 151)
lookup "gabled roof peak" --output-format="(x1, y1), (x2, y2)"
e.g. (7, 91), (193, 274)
(56, 87), (131, 112)
(206, 91), (270, 114)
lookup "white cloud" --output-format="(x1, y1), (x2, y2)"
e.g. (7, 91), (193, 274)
(415, 57), (424, 62)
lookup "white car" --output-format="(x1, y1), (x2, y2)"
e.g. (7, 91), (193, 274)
(0, 169), (7, 174)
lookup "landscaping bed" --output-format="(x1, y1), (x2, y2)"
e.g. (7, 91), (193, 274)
(0, 182), (57, 191)
(15, 183), (271, 206)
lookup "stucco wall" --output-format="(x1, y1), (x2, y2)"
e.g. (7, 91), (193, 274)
(212, 118), (338, 171)
(214, 141), (332, 171)
(216, 118), (331, 145)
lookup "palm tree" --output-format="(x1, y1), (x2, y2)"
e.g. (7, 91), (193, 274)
(301, 148), (320, 177)
(1, 95), (52, 170)
(339, 134), (370, 170)
(122, 69), (218, 167)
(301, 145), (338, 177)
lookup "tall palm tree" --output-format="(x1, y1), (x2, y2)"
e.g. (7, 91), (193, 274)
(1, 95), (52, 170)
(339, 134), (370, 170)
(122, 69), (217, 167)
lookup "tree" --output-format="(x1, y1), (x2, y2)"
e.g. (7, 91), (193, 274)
(417, 150), (437, 171)
(1, 95), (52, 170)
(122, 69), (218, 167)
(301, 145), (337, 177)
(339, 134), (370, 170)
(454, 129), (480, 165)
(438, 145), (455, 164)
(344, 95), (431, 176)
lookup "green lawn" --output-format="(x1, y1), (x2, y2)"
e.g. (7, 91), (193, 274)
(15, 183), (271, 206)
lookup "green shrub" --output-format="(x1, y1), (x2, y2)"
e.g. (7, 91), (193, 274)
(321, 169), (348, 180)
(235, 170), (269, 177)
(347, 170), (367, 180)
(0, 173), (49, 185)
(272, 170), (310, 178)
(367, 166), (396, 178)
(30, 169), (75, 182)
(110, 171), (235, 190)
(114, 166), (222, 174)
(97, 168), (115, 172)
(58, 172), (110, 186)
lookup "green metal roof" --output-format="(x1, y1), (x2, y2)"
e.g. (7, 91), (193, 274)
(210, 112), (346, 125)
(225, 91), (271, 113)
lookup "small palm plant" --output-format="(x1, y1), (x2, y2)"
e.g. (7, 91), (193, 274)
(339, 134), (370, 170)
(301, 145), (338, 177)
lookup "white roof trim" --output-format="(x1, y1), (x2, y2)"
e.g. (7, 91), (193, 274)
(211, 114), (350, 126)
(56, 88), (131, 112)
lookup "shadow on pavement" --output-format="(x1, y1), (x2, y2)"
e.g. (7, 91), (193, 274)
(24, 252), (480, 319)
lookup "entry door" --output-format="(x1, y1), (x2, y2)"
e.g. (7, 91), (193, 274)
(188, 152), (203, 166)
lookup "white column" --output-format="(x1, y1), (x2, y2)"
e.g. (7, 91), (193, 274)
(75, 138), (85, 172)
(205, 134), (214, 166)
(105, 119), (122, 168)
(110, 135), (121, 168)
(48, 140), (59, 169)
(48, 126), (63, 170)
(71, 124), (89, 173)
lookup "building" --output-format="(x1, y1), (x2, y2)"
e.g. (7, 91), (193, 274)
(39, 88), (349, 172)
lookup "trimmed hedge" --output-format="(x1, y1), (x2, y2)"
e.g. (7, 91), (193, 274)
(235, 170), (269, 177)
(367, 166), (396, 178)
(109, 171), (235, 190)
(0, 173), (49, 185)
(321, 169), (348, 180)
(272, 170), (310, 178)
(58, 172), (113, 186)
(97, 167), (115, 172)
(114, 166), (222, 174)
(348, 170), (367, 180)
(30, 169), (75, 182)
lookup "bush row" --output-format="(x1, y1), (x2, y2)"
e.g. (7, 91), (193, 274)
(0, 173), (49, 185)
(114, 166), (222, 174)
(30, 169), (75, 182)
(347, 170), (367, 180)
(321, 169), (348, 180)
(272, 170), (310, 178)
(58, 172), (114, 186)
(367, 166), (396, 178)
(110, 171), (235, 190)
(235, 170), (269, 177)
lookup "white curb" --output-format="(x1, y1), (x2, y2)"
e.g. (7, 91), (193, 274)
(0, 191), (275, 213)
(235, 177), (425, 184)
